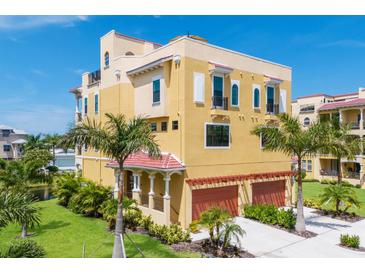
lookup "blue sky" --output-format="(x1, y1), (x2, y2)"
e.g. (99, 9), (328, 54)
(1, 15), (365, 134)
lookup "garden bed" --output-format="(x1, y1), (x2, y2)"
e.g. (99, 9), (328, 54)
(338, 244), (365, 252)
(313, 209), (364, 223)
(171, 240), (255, 258)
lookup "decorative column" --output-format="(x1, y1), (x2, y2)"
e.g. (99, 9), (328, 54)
(163, 174), (171, 225)
(132, 172), (141, 204)
(148, 174), (155, 209)
(360, 108), (364, 130)
(74, 94), (81, 123)
(113, 171), (120, 199)
(339, 109), (343, 125)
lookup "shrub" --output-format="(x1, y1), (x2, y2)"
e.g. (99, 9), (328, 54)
(0, 239), (45, 258)
(124, 206), (142, 231)
(303, 198), (321, 209)
(189, 220), (200, 233)
(140, 215), (154, 230)
(340, 234), (360, 249)
(68, 181), (111, 217)
(320, 179), (337, 185)
(98, 199), (118, 230)
(148, 223), (190, 245)
(53, 173), (82, 207)
(243, 204), (296, 229)
(46, 165), (59, 173)
(277, 208), (296, 229)
(302, 179), (319, 182)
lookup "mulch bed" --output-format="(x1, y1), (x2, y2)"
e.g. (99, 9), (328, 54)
(314, 210), (364, 223)
(338, 244), (365, 252)
(172, 240), (255, 258)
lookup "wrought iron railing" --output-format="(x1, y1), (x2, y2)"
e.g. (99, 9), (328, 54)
(211, 96), (228, 110)
(153, 196), (164, 212)
(320, 170), (338, 176)
(141, 194), (149, 207)
(266, 103), (279, 114)
(344, 172), (360, 179)
(88, 69), (101, 86)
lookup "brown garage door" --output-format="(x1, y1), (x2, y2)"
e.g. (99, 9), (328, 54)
(252, 180), (286, 207)
(192, 186), (238, 220)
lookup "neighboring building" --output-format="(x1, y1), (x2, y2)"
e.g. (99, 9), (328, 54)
(292, 88), (365, 188)
(69, 30), (294, 228)
(53, 148), (76, 171)
(0, 125), (27, 160)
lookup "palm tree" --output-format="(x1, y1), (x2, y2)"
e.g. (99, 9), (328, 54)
(24, 134), (45, 151)
(43, 134), (62, 166)
(61, 113), (160, 258)
(320, 184), (360, 214)
(219, 222), (246, 250)
(320, 119), (363, 184)
(199, 207), (231, 246)
(0, 190), (41, 237)
(251, 113), (328, 233)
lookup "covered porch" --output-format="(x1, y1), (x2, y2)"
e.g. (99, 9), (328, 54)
(107, 151), (185, 226)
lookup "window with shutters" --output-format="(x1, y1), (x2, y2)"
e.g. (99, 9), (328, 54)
(193, 72), (205, 103)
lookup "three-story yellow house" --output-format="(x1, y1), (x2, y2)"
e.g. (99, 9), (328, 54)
(69, 30), (295, 228)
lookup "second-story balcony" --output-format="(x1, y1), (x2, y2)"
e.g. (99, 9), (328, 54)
(211, 96), (228, 110)
(88, 69), (101, 87)
(266, 103), (279, 115)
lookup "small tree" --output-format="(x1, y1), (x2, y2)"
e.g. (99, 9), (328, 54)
(251, 113), (328, 233)
(61, 113), (160, 258)
(24, 134), (45, 152)
(320, 184), (360, 214)
(219, 222), (245, 250)
(43, 134), (62, 166)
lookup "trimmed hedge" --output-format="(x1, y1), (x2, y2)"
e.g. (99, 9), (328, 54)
(243, 204), (296, 229)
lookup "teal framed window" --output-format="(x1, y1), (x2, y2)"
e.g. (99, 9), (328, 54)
(94, 94), (99, 114)
(231, 83), (239, 106)
(253, 87), (260, 108)
(84, 97), (88, 115)
(205, 123), (230, 148)
(153, 79), (160, 104)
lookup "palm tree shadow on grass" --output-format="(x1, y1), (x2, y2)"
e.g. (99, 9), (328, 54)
(37, 220), (71, 232)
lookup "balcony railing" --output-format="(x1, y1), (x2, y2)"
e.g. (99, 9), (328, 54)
(141, 194), (149, 207)
(266, 103), (279, 115)
(88, 69), (101, 86)
(320, 170), (338, 176)
(211, 96), (228, 110)
(153, 196), (164, 212)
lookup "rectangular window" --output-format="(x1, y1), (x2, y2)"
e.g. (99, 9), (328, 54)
(266, 86), (275, 113)
(307, 160), (312, 172)
(94, 94), (99, 114)
(2, 130), (10, 137)
(212, 75), (224, 107)
(84, 97), (88, 115)
(172, 120), (178, 130)
(161, 121), (167, 132)
(194, 72), (205, 103)
(3, 144), (11, 152)
(151, 122), (157, 132)
(205, 123), (230, 148)
(301, 160), (307, 171)
(231, 80), (239, 107)
(153, 79), (160, 104)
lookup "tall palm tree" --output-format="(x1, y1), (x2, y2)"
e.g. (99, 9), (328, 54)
(61, 113), (160, 258)
(251, 113), (328, 233)
(43, 134), (62, 166)
(24, 134), (45, 151)
(320, 119), (363, 184)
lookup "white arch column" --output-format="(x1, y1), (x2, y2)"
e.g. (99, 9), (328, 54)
(132, 171), (142, 204)
(148, 174), (155, 209)
(163, 174), (171, 225)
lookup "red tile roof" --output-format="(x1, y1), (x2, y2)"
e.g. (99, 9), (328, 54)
(186, 171), (295, 187)
(106, 151), (184, 170)
(318, 98), (365, 111)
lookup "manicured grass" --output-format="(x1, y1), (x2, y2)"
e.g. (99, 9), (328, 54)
(0, 199), (199, 258)
(303, 182), (365, 217)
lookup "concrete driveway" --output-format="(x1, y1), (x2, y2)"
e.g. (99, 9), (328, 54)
(191, 207), (365, 258)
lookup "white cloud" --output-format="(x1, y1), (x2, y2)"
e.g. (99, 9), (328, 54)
(31, 69), (47, 77)
(319, 39), (365, 48)
(0, 16), (89, 30)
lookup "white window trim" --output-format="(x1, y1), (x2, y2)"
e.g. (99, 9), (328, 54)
(252, 84), (261, 110)
(211, 73), (224, 109)
(94, 92), (99, 115)
(152, 75), (162, 105)
(230, 80), (240, 107)
(279, 89), (287, 113)
(193, 72), (205, 104)
(204, 122), (230, 149)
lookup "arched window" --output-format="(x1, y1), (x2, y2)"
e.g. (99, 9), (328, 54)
(104, 52), (109, 67)
(231, 83), (239, 107)
(253, 87), (260, 108)
(304, 117), (310, 126)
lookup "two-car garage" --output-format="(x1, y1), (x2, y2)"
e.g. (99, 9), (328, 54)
(191, 180), (287, 220)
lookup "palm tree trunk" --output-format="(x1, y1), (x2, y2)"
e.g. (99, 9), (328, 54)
(295, 157), (306, 233)
(52, 146), (56, 166)
(112, 164), (126, 258)
(21, 223), (27, 238)
(337, 157), (342, 184)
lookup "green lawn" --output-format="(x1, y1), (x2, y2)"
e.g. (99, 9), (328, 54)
(0, 199), (199, 258)
(303, 182), (365, 217)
